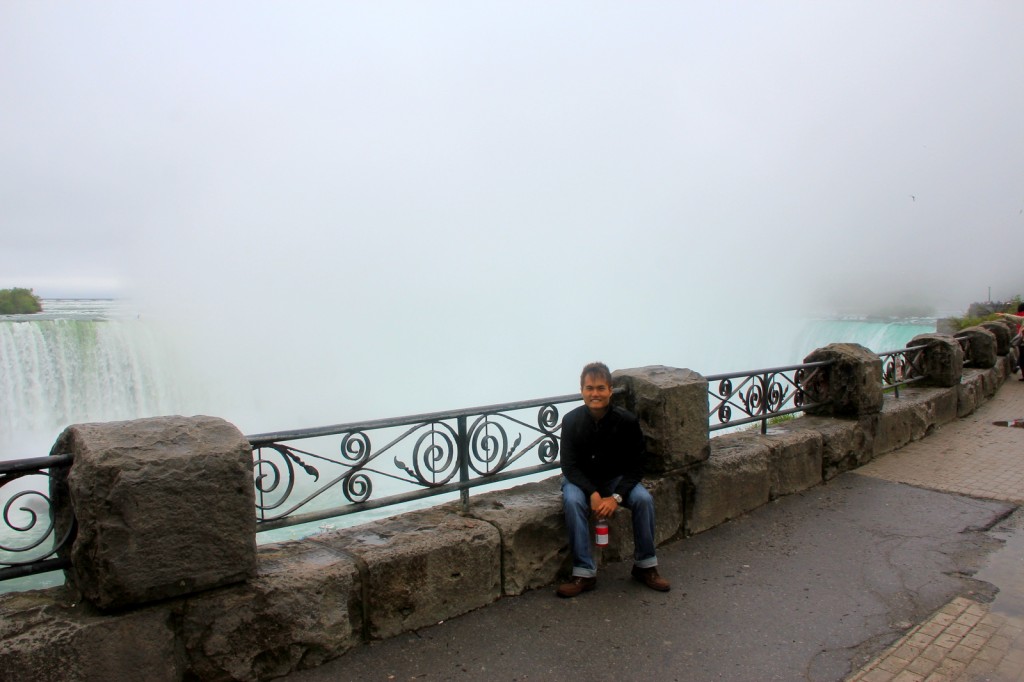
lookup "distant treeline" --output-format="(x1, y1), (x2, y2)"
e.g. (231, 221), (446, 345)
(0, 287), (43, 314)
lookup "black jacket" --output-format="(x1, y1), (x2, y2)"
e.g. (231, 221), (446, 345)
(559, 404), (646, 499)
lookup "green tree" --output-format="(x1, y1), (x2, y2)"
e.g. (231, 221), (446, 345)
(0, 287), (43, 314)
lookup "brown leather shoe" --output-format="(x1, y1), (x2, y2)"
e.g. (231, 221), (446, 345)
(556, 576), (597, 598)
(631, 565), (670, 592)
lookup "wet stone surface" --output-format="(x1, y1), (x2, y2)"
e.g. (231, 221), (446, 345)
(283, 474), (1012, 682)
(283, 374), (1024, 682)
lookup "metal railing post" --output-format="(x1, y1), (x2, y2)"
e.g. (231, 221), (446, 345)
(457, 415), (470, 513)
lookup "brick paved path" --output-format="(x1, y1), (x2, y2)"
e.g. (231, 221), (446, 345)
(848, 378), (1024, 682)
(846, 596), (1024, 682)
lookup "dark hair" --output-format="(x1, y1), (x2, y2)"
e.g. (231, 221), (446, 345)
(580, 361), (612, 387)
(1017, 303), (1024, 313)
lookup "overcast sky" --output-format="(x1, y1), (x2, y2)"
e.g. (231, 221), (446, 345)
(3, 2), (1024, 420)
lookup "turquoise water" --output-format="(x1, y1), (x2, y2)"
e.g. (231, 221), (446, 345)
(0, 301), (938, 461)
(0, 301), (938, 593)
(792, 318), (936, 355)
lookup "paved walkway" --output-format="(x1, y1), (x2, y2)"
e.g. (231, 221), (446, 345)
(857, 386), (1024, 506)
(849, 376), (1024, 682)
(285, 375), (1024, 682)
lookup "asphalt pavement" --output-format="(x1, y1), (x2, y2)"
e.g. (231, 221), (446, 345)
(284, 377), (1024, 682)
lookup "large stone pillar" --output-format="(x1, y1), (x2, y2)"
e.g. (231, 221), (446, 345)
(906, 334), (964, 387)
(980, 320), (1013, 355)
(52, 416), (257, 610)
(612, 365), (709, 473)
(954, 326), (997, 368)
(802, 343), (883, 418)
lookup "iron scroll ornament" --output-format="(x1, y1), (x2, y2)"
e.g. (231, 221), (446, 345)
(713, 374), (791, 424)
(0, 461), (75, 572)
(710, 365), (824, 428)
(716, 377), (734, 424)
(253, 443), (320, 514)
(340, 430), (375, 502)
(247, 395), (581, 528)
(537, 403), (561, 463)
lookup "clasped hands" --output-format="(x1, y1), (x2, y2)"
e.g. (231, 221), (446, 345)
(590, 491), (619, 520)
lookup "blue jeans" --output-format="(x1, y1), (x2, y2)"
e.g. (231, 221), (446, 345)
(562, 477), (658, 578)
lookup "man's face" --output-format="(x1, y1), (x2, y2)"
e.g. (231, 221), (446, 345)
(581, 373), (613, 415)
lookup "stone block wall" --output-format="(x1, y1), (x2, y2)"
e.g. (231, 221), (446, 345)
(311, 508), (501, 641)
(613, 365), (710, 472)
(763, 428), (824, 499)
(52, 416), (257, 610)
(181, 540), (361, 680)
(0, 343), (1013, 681)
(463, 477), (568, 595)
(688, 432), (771, 535)
(907, 334), (964, 387)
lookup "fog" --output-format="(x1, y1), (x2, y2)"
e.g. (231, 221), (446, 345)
(2, 2), (1022, 430)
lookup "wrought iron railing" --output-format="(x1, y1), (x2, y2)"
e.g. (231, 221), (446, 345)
(0, 343), (950, 580)
(878, 345), (927, 397)
(246, 392), (603, 532)
(706, 361), (834, 434)
(0, 454), (74, 582)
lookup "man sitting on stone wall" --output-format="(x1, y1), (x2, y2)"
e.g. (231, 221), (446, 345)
(557, 361), (670, 598)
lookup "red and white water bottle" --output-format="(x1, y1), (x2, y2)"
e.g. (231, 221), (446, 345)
(595, 519), (609, 547)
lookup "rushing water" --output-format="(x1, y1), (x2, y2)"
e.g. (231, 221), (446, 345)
(0, 300), (190, 459)
(0, 300), (936, 461)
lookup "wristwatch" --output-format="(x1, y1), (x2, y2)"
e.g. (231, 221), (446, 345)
(611, 493), (622, 504)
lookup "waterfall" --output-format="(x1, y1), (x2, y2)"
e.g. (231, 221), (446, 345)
(0, 301), (942, 581)
(0, 304), (188, 459)
(791, 318), (937, 356)
(0, 301), (938, 460)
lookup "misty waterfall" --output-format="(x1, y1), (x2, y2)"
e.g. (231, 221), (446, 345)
(0, 301), (935, 461)
(0, 315), (187, 458)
